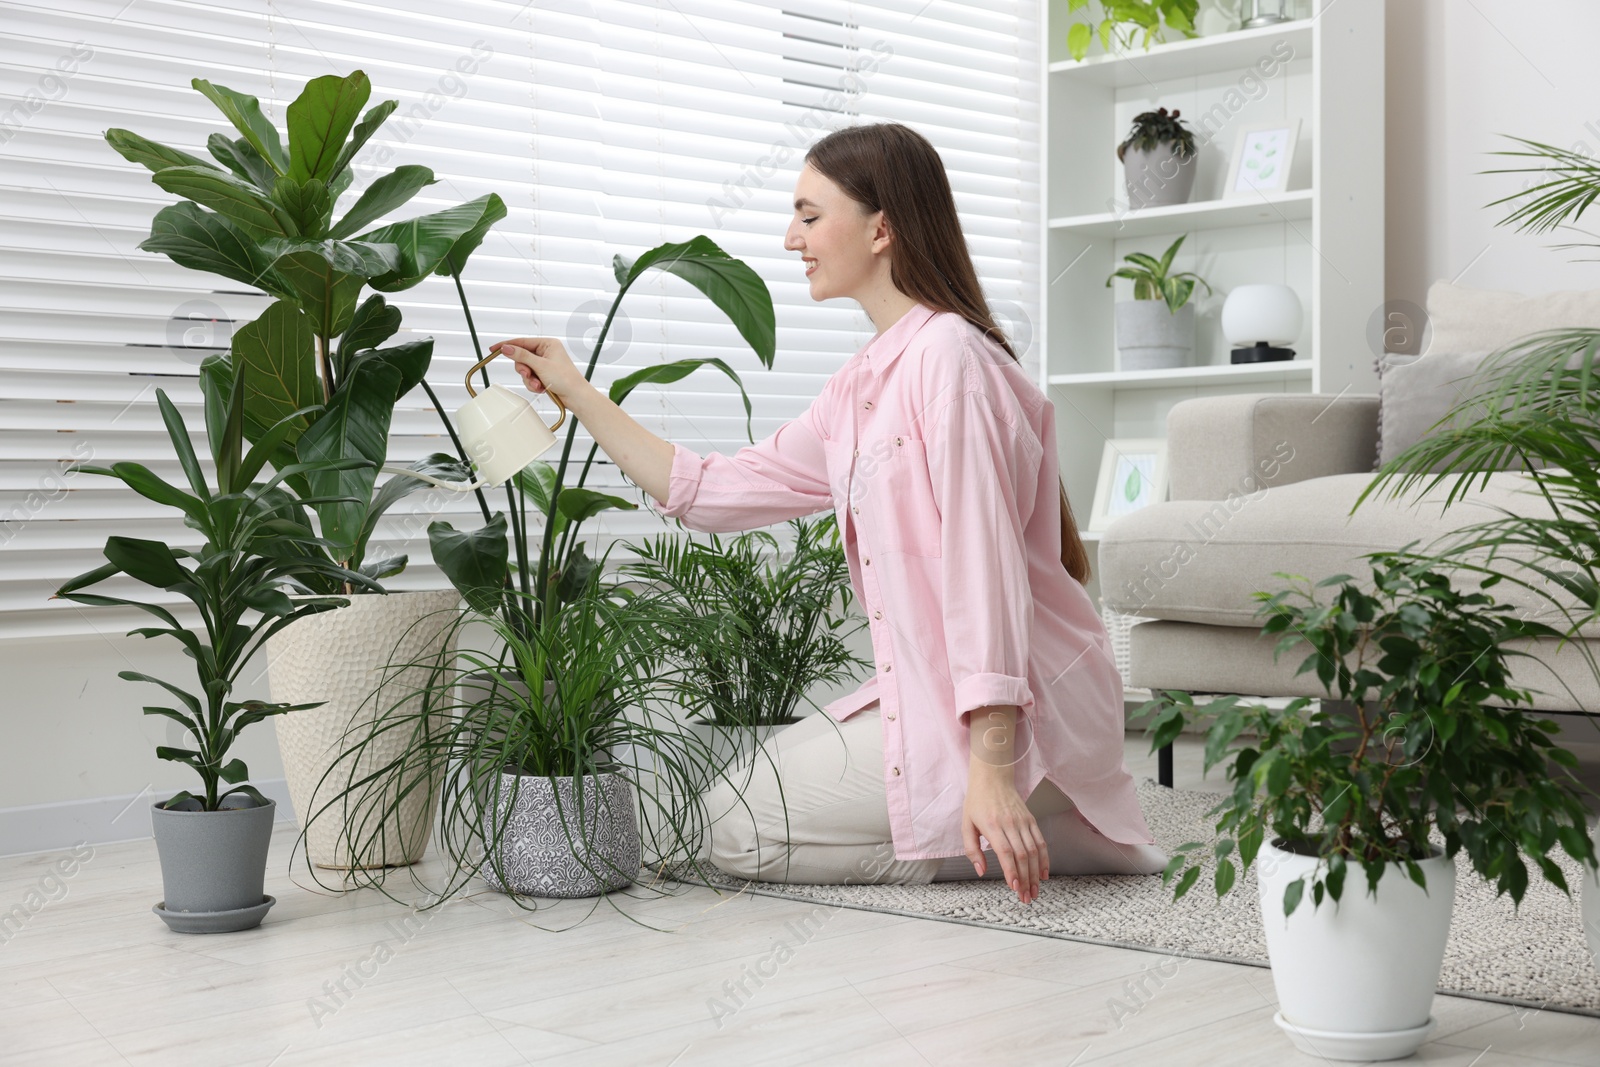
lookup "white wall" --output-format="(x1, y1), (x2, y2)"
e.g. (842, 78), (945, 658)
(1387, 0), (1600, 323)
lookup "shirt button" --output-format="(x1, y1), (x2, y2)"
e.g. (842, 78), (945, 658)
(873, 610), (882, 619)
(851, 505), (859, 514)
(887, 714), (896, 721)
(892, 766), (900, 775)
(884, 664), (892, 672)
(864, 401), (874, 410)
(895, 436), (902, 445)
(853, 448), (860, 457)
(863, 557), (871, 565)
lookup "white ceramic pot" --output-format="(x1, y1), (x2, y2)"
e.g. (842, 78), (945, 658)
(1115, 300), (1195, 370)
(1256, 838), (1455, 1061)
(1583, 821), (1600, 972)
(1122, 143), (1197, 208)
(267, 589), (460, 869)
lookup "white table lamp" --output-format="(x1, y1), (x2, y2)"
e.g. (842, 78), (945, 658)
(1222, 284), (1302, 364)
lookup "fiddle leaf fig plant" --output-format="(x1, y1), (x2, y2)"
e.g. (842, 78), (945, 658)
(105, 69), (495, 587)
(53, 368), (380, 811)
(1132, 551), (1598, 918)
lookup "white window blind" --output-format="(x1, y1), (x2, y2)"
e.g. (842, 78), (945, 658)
(0, 0), (1039, 638)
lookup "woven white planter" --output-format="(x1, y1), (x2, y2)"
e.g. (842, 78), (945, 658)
(1257, 839), (1455, 1061)
(267, 589), (460, 869)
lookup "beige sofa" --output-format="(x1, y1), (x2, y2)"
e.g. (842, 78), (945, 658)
(1098, 392), (1600, 724)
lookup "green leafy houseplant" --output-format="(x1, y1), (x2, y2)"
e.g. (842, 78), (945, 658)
(1106, 233), (1212, 314)
(104, 69), (498, 589)
(1132, 551), (1598, 916)
(1066, 0), (1200, 62)
(426, 235), (776, 647)
(53, 371), (377, 811)
(301, 548), (750, 907)
(1117, 106), (1197, 164)
(617, 513), (872, 730)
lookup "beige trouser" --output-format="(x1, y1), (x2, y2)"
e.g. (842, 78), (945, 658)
(701, 702), (1167, 886)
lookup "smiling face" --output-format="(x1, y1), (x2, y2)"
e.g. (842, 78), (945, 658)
(783, 162), (891, 303)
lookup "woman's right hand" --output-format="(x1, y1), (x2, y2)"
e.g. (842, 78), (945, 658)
(489, 336), (589, 405)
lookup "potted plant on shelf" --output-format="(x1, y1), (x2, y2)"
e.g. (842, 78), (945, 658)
(1118, 106), (1198, 209)
(1065, 0), (1200, 63)
(618, 513), (872, 772)
(1107, 233), (1211, 370)
(53, 372), (378, 932)
(102, 68), (505, 868)
(1132, 552), (1598, 1061)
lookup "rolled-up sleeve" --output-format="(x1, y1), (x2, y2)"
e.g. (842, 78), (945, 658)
(926, 388), (1043, 724)
(647, 398), (834, 533)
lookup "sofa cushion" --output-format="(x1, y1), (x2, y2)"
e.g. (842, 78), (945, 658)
(1097, 470), (1598, 636)
(1422, 279), (1600, 356)
(1378, 350), (1493, 469)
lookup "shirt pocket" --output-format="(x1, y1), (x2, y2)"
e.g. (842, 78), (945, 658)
(854, 432), (942, 558)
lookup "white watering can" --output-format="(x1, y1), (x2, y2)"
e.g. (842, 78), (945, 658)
(381, 351), (567, 491)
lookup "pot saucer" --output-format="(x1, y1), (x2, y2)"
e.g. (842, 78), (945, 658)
(153, 894), (275, 934)
(1273, 1011), (1435, 1062)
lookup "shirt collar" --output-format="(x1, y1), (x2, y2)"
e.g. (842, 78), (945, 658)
(860, 302), (939, 377)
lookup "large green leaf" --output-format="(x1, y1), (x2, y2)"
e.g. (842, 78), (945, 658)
(206, 134), (276, 191)
(273, 177), (333, 236)
(296, 357), (403, 555)
(287, 71), (371, 183)
(329, 165), (436, 240)
(230, 300), (320, 448)
(349, 339), (432, 399)
(151, 165), (298, 239)
(613, 236), (775, 366)
(358, 194), (507, 292)
(428, 514), (509, 616)
(104, 536), (191, 590)
(609, 356), (756, 442)
(357, 452), (471, 559)
(556, 487), (639, 525)
(336, 294), (403, 376)
(104, 129), (216, 174)
(139, 202), (282, 296)
(327, 99), (398, 186)
(514, 462), (567, 543)
(191, 78), (288, 175)
(267, 250), (367, 342)
(105, 462), (208, 526)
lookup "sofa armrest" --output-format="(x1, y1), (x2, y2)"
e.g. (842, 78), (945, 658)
(1166, 393), (1379, 500)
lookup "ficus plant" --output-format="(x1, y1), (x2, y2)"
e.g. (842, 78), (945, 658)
(1065, 0), (1200, 63)
(103, 69), (497, 589)
(1131, 551), (1598, 918)
(1106, 233), (1212, 313)
(53, 369), (378, 812)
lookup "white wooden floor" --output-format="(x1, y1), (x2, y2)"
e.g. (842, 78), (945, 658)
(3, 733), (1597, 1067)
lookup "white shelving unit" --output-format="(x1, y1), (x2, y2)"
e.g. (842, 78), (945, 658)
(1039, 0), (1385, 568)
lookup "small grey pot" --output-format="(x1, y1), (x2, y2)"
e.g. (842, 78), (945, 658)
(1115, 300), (1195, 370)
(150, 795), (276, 933)
(1122, 143), (1197, 209)
(480, 771), (642, 898)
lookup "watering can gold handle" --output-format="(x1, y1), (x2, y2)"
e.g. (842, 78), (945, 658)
(465, 351), (567, 433)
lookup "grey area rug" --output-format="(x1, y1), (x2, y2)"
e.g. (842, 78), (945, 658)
(656, 777), (1600, 1018)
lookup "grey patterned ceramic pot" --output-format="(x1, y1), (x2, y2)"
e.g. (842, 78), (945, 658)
(479, 771), (642, 898)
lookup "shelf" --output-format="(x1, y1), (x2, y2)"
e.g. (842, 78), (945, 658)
(1049, 20), (1313, 88)
(1048, 189), (1312, 239)
(1048, 360), (1312, 390)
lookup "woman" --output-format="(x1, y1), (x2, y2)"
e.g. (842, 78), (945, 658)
(491, 123), (1167, 906)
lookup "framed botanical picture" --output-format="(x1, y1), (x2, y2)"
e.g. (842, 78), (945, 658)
(1224, 119), (1301, 198)
(1089, 438), (1169, 532)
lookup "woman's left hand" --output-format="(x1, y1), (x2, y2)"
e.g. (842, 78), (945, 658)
(962, 768), (1048, 904)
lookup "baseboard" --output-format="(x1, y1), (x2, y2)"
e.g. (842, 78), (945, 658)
(0, 778), (296, 859)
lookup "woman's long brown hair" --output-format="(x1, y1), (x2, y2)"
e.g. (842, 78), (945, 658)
(805, 123), (1093, 584)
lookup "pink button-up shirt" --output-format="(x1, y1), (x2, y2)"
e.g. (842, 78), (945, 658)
(648, 302), (1155, 861)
